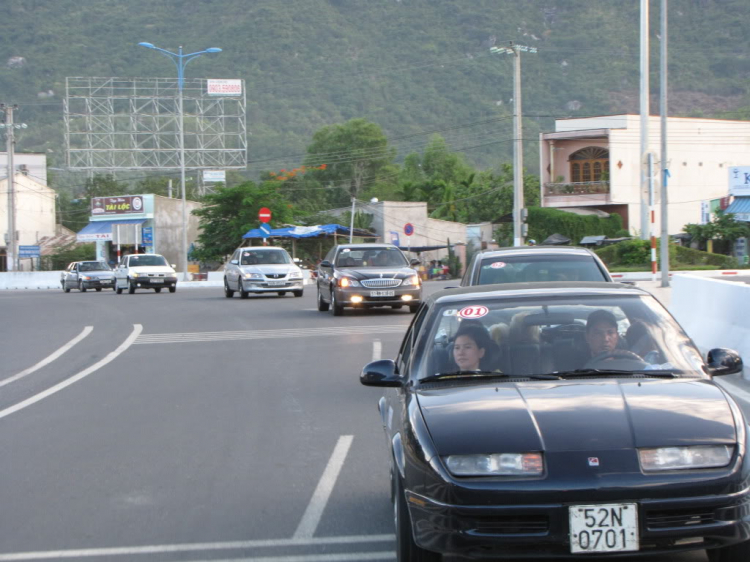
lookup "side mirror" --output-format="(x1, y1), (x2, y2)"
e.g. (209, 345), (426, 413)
(171, 264), (177, 269)
(360, 360), (403, 387)
(230, 260), (239, 265)
(319, 260), (333, 269)
(706, 348), (743, 376)
(410, 258), (420, 267)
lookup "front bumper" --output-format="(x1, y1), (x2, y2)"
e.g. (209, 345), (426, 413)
(406, 486), (750, 558)
(334, 285), (422, 307)
(243, 279), (304, 292)
(132, 276), (177, 287)
(82, 278), (115, 288)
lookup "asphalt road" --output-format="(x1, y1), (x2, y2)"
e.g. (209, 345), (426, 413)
(0, 281), (740, 562)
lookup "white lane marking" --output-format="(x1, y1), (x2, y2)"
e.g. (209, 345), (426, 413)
(188, 553), (395, 562)
(0, 535), (394, 561)
(372, 340), (382, 362)
(293, 435), (355, 539)
(0, 325), (142, 421)
(0, 326), (93, 389)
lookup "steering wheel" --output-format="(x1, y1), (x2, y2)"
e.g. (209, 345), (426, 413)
(584, 349), (649, 370)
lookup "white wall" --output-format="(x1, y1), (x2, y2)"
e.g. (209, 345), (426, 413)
(0, 153), (48, 185)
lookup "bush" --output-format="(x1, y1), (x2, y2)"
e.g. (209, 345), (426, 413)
(527, 207), (624, 245)
(595, 240), (737, 270)
(41, 244), (96, 271)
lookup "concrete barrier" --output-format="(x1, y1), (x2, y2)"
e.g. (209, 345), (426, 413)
(670, 273), (750, 380)
(0, 271), (64, 290)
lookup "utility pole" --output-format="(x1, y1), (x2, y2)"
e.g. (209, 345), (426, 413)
(490, 42), (537, 246)
(2, 105), (17, 272)
(349, 197), (356, 243)
(640, 0), (650, 240)
(660, 0), (670, 287)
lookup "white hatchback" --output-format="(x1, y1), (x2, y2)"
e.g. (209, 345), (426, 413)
(114, 253), (178, 294)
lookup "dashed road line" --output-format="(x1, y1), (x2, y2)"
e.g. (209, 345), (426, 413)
(372, 340), (382, 362)
(135, 325), (406, 345)
(0, 535), (395, 561)
(0, 326), (93, 389)
(0, 324), (142, 420)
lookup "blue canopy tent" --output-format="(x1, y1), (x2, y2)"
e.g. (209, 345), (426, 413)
(242, 224), (379, 259)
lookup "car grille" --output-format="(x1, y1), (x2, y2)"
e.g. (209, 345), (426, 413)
(144, 273), (167, 277)
(471, 514), (549, 535)
(266, 273), (286, 279)
(646, 508), (717, 530)
(362, 278), (401, 288)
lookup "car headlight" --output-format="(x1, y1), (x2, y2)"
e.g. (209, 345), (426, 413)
(444, 453), (544, 476)
(402, 274), (420, 286)
(289, 270), (303, 279)
(338, 276), (360, 288)
(80, 275), (91, 280)
(639, 445), (734, 472)
(131, 272), (139, 278)
(244, 272), (263, 279)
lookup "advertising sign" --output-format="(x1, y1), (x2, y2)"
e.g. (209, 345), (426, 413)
(729, 167), (750, 197)
(91, 195), (144, 216)
(207, 79), (243, 96)
(18, 245), (41, 258)
(203, 170), (226, 183)
(141, 227), (153, 244)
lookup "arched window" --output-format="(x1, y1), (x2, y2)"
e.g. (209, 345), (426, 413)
(570, 147), (609, 182)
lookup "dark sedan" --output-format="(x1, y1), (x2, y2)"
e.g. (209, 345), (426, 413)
(361, 282), (749, 561)
(461, 246), (613, 286)
(316, 243), (422, 315)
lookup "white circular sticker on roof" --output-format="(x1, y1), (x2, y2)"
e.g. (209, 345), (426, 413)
(458, 305), (489, 319)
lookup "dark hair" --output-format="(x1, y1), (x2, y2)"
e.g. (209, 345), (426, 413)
(454, 322), (493, 351)
(586, 309), (618, 332)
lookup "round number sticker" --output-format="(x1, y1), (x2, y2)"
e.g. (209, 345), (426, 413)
(458, 305), (489, 319)
(490, 261), (506, 269)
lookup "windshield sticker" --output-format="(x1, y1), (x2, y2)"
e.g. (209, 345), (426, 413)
(342, 248), (350, 252)
(458, 305), (489, 319)
(443, 309), (458, 316)
(490, 261), (506, 269)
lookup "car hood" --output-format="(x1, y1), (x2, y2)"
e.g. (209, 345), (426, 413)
(129, 266), (175, 275)
(80, 270), (114, 278)
(240, 265), (299, 275)
(338, 267), (416, 280)
(417, 378), (737, 455)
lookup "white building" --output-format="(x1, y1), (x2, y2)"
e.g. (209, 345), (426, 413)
(0, 152), (48, 186)
(0, 174), (57, 271)
(539, 115), (750, 235)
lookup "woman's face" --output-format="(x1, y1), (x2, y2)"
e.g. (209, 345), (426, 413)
(453, 334), (485, 371)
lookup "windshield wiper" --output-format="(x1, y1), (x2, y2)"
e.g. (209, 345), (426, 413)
(552, 369), (680, 379)
(421, 371), (562, 383)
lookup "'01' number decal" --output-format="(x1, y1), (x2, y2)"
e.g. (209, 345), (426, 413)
(458, 305), (488, 319)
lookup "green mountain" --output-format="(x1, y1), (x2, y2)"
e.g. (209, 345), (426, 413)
(2, 0), (749, 177)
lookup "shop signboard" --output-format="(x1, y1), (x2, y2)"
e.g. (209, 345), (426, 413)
(142, 227), (153, 244)
(729, 166), (750, 197)
(91, 195), (144, 216)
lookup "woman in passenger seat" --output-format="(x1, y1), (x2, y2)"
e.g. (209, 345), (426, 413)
(452, 323), (500, 372)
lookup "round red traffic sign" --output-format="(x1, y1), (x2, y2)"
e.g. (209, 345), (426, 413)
(404, 223), (415, 236)
(258, 207), (272, 223)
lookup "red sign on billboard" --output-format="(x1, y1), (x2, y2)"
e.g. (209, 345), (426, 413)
(258, 207), (272, 223)
(91, 195), (144, 215)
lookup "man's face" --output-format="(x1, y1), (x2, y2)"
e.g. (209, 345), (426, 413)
(586, 321), (619, 356)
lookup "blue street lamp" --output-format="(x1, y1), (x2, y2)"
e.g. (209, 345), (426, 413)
(138, 42), (221, 280)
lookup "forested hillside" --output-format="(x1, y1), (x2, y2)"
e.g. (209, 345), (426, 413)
(1, 0), (749, 176)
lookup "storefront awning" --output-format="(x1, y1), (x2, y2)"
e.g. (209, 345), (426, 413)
(725, 197), (750, 221)
(77, 218), (145, 242)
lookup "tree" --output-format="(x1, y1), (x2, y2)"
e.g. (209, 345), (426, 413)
(303, 119), (396, 208)
(191, 181), (293, 263)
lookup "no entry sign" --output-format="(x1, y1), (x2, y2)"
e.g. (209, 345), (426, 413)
(258, 207), (272, 223)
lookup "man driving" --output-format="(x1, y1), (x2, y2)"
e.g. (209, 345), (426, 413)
(585, 309), (620, 357)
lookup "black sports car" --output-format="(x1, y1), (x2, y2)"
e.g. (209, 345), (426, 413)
(361, 282), (750, 561)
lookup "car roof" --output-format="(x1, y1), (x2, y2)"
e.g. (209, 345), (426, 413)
(475, 246), (596, 258)
(335, 243), (399, 250)
(238, 246), (288, 251)
(426, 281), (649, 306)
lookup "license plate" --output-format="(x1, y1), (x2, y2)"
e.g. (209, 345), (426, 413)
(150, 278), (164, 283)
(569, 503), (638, 553)
(266, 280), (285, 286)
(371, 290), (395, 297)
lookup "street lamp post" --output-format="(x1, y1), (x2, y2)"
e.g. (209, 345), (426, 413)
(138, 42), (221, 281)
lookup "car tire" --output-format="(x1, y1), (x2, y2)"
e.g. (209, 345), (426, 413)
(78, 280), (87, 293)
(169, 285), (176, 293)
(394, 474), (441, 562)
(409, 304), (420, 313)
(154, 287), (162, 293)
(293, 290), (303, 297)
(317, 287), (329, 312)
(116, 285), (123, 294)
(96, 288), (102, 292)
(707, 540), (750, 562)
(330, 290), (344, 316)
(224, 278), (234, 298)
(239, 279), (249, 299)
(63, 281), (71, 293)
(128, 279), (136, 294)
(277, 291), (286, 297)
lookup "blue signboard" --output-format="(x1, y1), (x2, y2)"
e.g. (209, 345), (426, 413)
(18, 245), (41, 258)
(259, 223), (272, 237)
(141, 227), (153, 244)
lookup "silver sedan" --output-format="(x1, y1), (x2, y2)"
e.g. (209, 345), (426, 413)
(223, 247), (304, 298)
(61, 261), (116, 292)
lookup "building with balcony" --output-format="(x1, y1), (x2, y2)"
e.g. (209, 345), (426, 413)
(539, 115), (750, 235)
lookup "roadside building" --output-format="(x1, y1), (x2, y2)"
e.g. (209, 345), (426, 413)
(0, 173), (57, 271)
(539, 115), (750, 235)
(76, 194), (202, 267)
(0, 152), (48, 186)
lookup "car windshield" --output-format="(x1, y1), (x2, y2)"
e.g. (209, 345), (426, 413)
(79, 262), (110, 271)
(240, 250), (290, 265)
(476, 254), (607, 285)
(335, 248), (408, 267)
(415, 293), (705, 381)
(129, 255), (167, 267)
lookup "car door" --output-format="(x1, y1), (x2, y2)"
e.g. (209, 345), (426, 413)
(62, 263), (75, 285)
(228, 250), (241, 289)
